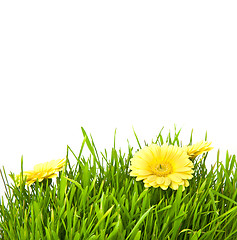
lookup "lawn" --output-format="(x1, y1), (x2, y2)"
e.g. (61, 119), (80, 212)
(1, 127), (237, 239)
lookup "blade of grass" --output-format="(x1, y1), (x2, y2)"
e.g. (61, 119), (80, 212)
(132, 127), (142, 149)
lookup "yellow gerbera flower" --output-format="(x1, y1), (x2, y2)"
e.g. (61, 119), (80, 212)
(17, 159), (65, 186)
(129, 144), (194, 190)
(183, 141), (213, 159)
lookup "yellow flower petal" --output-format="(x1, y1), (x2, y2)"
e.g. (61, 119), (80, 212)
(160, 185), (169, 190)
(156, 177), (165, 185)
(170, 181), (179, 190)
(184, 180), (189, 187)
(164, 177), (171, 186)
(168, 173), (182, 183)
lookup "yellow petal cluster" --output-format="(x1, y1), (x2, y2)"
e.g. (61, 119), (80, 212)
(17, 159), (65, 186)
(183, 141), (213, 159)
(129, 144), (194, 191)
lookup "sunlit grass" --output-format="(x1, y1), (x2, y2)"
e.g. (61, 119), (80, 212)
(0, 127), (237, 239)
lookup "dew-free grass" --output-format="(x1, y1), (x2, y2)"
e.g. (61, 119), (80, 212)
(0, 127), (237, 239)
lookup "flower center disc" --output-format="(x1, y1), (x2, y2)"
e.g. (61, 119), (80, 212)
(154, 163), (172, 177)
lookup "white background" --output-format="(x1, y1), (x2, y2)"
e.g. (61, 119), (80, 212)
(1, 1), (236, 197)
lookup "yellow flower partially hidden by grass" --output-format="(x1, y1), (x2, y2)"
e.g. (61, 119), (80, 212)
(17, 159), (65, 186)
(183, 141), (213, 159)
(129, 144), (194, 191)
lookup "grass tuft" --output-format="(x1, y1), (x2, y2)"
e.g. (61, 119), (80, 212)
(0, 128), (237, 239)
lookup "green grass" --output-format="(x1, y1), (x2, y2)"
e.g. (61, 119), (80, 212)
(0, 127), (237, 239)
